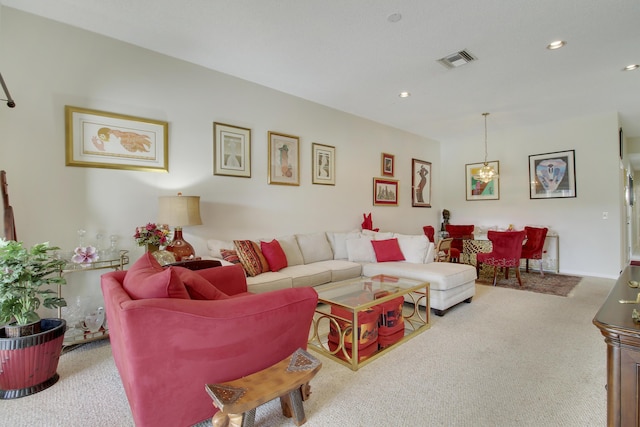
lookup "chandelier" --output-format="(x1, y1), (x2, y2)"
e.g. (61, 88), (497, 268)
(473, 112), (499, 183)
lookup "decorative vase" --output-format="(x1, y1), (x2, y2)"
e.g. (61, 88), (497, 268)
(0, 318), (66, 399)
(145, 244), (175, 265)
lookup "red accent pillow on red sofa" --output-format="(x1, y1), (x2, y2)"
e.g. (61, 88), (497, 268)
(123, 253), (190, 300)
(260, 239), (288, 272)
(371, 238), (406, 262)
(173, 267), (230, 300)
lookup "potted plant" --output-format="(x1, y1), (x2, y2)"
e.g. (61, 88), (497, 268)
(0, 238), (68, 399)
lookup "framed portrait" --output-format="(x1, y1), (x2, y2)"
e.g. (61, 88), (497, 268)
(529, 150), (576, 199)
(312, 143), (335, 185)
(213, 122), (251, 178)
(373, 178), (399, 206)
(465, 161), (500, 201)
(381, 153), (394, 176)
(268, 131), (300, 186)
(411, 159), (431, 207)
(65, 106), (168, 172)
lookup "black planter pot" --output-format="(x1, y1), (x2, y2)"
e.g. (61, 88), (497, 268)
(0, 318), (66, 399)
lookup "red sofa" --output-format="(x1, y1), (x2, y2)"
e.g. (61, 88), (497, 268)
(101, 254), (318, 427)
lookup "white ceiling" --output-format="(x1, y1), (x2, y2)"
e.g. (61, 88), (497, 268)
(2, 0), (640, 146)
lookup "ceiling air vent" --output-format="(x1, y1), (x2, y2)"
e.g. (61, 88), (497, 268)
(437, 50), (477, 69)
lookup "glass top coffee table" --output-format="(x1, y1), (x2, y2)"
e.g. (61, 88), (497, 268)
(308, 275), (430, 370)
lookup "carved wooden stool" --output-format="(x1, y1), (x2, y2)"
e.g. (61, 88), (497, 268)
(205, 348), (321, 427)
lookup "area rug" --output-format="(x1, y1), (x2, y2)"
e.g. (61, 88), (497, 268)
(476, 268), (582, 297)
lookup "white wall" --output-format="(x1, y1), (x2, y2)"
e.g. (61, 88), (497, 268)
(441, 113), (623, 278)
(0, 6), (626, 317)
(0, 8), (444, 309)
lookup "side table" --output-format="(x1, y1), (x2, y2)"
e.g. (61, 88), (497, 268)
(58, 250), (129, 350)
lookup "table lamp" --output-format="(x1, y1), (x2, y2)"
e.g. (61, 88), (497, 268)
(157, 193), (202, 261)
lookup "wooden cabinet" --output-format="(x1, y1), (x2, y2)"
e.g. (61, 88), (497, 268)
(593, 266), (640, 426)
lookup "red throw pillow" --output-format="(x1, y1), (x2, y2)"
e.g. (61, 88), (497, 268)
(123, 253), (190, 299)
(260, 239), (288, 272)
(371, 238), (406, 262)
(173, 267), (230, 300)
(220, 248), (241, 264)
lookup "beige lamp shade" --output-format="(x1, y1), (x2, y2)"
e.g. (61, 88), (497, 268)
(157, 194), (203, 227)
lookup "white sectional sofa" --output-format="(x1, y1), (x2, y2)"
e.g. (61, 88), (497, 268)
(206, 230), (477, 316)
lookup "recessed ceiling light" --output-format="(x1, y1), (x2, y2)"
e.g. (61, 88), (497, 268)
(399, 91), (411, 98)
(623, 64), (639, 71)
(546, 40), (566, 50)
(387, 13), (402, 23)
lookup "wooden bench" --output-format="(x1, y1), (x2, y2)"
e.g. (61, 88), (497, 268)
(205, 348), (322, 427)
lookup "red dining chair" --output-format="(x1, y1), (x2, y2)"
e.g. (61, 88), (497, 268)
(476, 230), (526, 286)
(445, 224), (474, 263)
(521, 226), (548, 276)
(422, 226), (435, 243)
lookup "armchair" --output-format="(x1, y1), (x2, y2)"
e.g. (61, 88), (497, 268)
(445, 224), (474, 262)
(101, 255), (319, 427)
(422, 225), (435, 243)
(476, 230), (526, 286)
(521, 226), (548, 276)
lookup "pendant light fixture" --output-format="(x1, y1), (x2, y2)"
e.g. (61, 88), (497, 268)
(473, 112), (499, 183)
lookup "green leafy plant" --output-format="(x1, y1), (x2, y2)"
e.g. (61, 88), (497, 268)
(0, 239), (67, 325)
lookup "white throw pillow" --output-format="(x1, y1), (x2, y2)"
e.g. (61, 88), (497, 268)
(275, 234), (304, 266)
(206, 239), (234, 259)
(296, 232), (333, 264)
(327, 230), (361, 259)
(393, 233), (429, 263)
(346, 237), (376, 263)
(361, 229), (394, 240)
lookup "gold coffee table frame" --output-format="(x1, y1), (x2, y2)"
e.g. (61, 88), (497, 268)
(308, 275), (430, 371)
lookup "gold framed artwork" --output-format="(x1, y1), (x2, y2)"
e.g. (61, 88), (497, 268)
(213, 122), (251, 178)
(311, 143), (335, 185)
(373, 178), (399, 206)
(268, 131), (300, 186)
(381, 153), (395, 176)
(411, 159), (431, 207)
(465, 161), (500, 201)
(65, 106), (168, 172)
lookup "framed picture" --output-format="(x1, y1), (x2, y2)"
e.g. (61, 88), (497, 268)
(65, 106), (168, 172)
(529, 150), (576, 199)
(381, 153), (394, 176)
(465, 161), (500, 201)
(213, 122), (251, 178)
(411, 159), (431, 207)
(312, 143), (335, 185)
(268, 131), (300, 185)
(373, 178), (399, 206)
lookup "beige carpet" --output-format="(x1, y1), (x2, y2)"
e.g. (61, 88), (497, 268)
(2, 276), (612, 426)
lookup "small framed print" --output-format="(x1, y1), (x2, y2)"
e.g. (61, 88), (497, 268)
(268, 131), (300, 186)
(312, 143), (335, 185)
(381, 153), (394, 176)
(65, 106), (168, 172)
(465, 161), (500, 201)
(412, 159), (431, 207)
(529, 150), (576, 199)
(213, 122), (251, 178)
(373, 178), (399, 206)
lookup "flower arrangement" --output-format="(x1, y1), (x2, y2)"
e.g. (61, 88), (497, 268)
(71, 246), (99, 265)
(134, 223), (172, 247)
